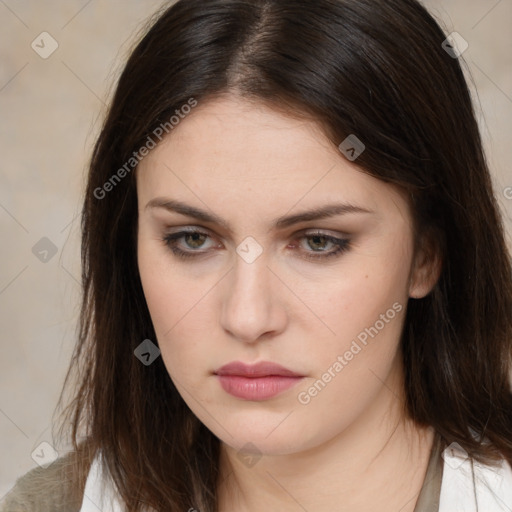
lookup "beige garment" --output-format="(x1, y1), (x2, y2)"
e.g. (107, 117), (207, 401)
(0, 452), (83, 512)
(414, 433), (444, 512)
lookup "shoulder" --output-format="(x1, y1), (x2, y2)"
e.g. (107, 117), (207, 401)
(0, 451), (88, 512)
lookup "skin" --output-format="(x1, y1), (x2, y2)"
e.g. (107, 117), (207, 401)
(136, 94), (441, 512)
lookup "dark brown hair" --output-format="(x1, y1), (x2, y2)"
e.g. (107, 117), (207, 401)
(54, 0), (512, 510)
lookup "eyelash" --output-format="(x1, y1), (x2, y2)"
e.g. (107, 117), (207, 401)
(161, 229), (351, 261)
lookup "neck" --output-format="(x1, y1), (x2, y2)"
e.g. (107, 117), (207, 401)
(217, 366), (435, 512)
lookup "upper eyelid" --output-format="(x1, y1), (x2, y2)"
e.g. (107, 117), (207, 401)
(164, 226), (350, 240)
(164, 229), (350, 256)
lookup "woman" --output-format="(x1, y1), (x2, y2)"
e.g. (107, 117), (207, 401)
(3, 0), (512, 511)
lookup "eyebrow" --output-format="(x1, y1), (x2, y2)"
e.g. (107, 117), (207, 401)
(145, 198), (374, 230)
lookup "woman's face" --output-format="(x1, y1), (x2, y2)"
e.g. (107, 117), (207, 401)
(136, 95), (435, 456)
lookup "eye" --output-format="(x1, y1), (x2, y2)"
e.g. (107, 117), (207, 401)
(162, 229), (219, 259)
(292, 232), (351, 261)
(161, 229), (351, 261)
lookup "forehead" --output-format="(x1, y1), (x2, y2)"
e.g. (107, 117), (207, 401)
(136, 95), (410, 223)
(153, 95), (335, 171)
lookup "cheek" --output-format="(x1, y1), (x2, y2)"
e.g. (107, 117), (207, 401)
(340, 233), (411, 319)
(309, 258), (409, 334)
(301, 244), (411, 375)
(308, 284), (406, 383)
(138, 243), (188, 353)
(137, 238), (222, 385)
(291, 270), (408, 439)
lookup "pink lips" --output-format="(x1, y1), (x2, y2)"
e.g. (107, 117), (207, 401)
(214, 361), (304, 401)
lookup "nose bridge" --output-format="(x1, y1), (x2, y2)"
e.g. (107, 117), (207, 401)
(236, 252), (273, 297)
(220, 252), (286, 342)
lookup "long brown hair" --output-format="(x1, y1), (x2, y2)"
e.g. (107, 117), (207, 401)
(54, 0), (512, 510)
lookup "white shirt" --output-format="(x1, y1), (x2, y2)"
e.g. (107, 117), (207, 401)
(439, 445), (512, 511)
(79, 448), (512, 512)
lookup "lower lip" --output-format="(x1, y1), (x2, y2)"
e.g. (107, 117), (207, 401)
(216, 375), (303, 400)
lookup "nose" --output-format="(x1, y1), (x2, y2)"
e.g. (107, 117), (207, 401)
(220, 254), (288, 343)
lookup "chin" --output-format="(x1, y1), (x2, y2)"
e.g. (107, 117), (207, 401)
(214, 419), (316, 456)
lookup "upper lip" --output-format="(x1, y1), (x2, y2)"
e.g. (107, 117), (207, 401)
(214, 361), (304, 378)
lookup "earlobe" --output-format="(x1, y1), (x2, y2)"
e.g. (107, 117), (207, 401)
(408, 234), (443, 299)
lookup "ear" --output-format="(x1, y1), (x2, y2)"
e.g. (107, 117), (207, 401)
(408, 231), (443, 299)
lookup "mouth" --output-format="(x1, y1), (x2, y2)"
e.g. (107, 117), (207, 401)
(214, 361), (305, 401)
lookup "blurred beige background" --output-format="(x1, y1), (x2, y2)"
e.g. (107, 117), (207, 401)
(0, 0), (511, 497)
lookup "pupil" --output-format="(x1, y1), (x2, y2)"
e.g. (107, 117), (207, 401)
(309, 236), (327, 251)
(186, 233), (205, 248)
